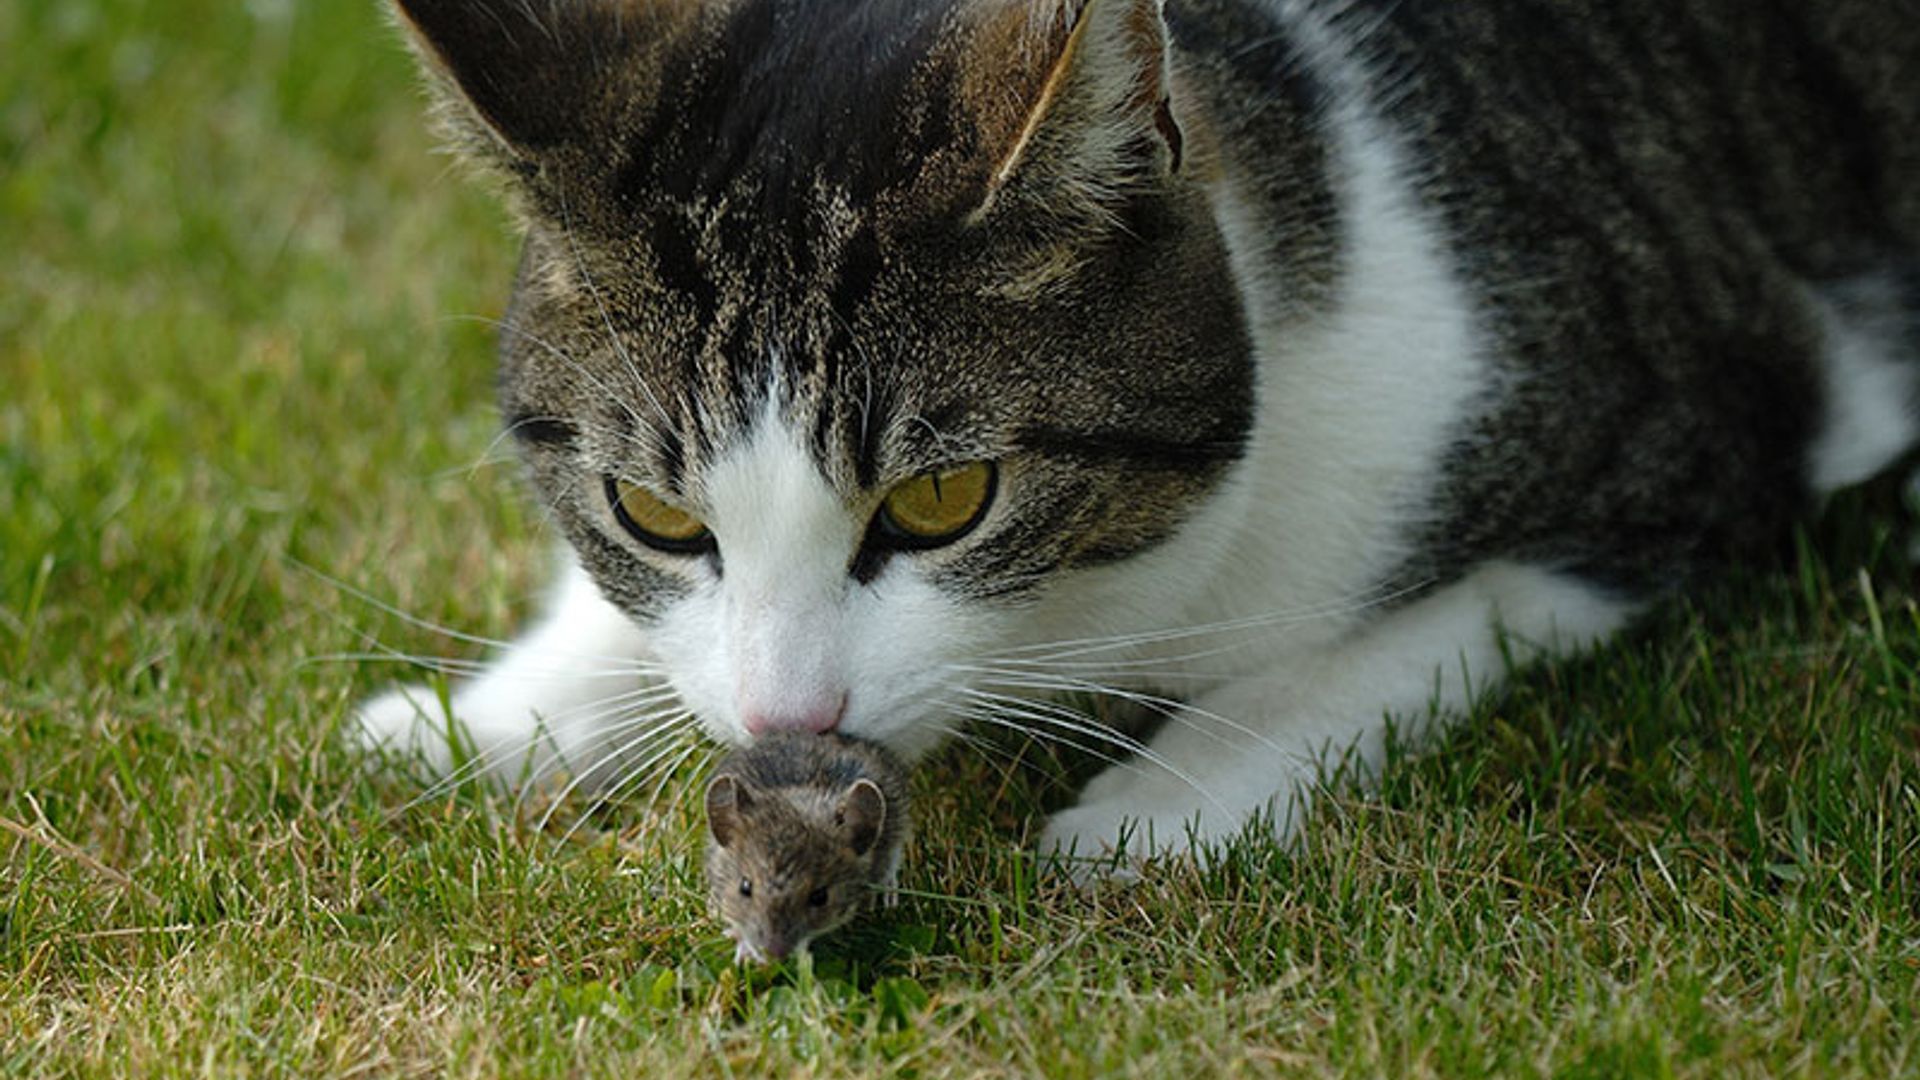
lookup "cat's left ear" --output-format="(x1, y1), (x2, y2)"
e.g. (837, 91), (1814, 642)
(975, 0), (1183, 227)
(390, 0), (688, 178)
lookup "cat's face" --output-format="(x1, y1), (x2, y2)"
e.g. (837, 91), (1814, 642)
(396, 0), (1255, 754)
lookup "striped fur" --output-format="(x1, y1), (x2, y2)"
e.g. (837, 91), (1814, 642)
(362, 0), (1920, 864)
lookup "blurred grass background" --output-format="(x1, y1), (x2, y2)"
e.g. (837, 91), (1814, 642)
(3, 0), (1918, 1075)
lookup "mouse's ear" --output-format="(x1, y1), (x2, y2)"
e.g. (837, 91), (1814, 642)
(705, 775), (753, 849)
(837, 779), (887, 857)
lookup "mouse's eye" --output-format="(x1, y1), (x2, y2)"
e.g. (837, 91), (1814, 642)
(738, 878), (753, 898)
(806, 887), (829, 908)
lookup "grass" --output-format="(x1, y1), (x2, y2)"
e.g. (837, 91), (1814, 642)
(4, 0), (1918, 1074)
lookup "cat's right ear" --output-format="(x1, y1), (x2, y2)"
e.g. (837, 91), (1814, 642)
(389, 0), (682, 172)
(705, 774), (754, 849)
(972, 0), (1183, 228)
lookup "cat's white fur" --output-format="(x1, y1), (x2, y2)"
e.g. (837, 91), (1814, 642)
(1806, 274), (1920, 493)
(648, 401), (993, 760)
(359, 0), (1914, 864)
(359, 559), (650, 779)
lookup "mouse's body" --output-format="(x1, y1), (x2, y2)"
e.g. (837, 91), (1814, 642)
(704, 732), (909, 963)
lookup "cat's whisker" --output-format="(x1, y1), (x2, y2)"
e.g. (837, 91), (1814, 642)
(959, 664), (1291, 759)
(301, 648), (666, 683)
(394, 686), (686, 812)
(555, 198), (679, 435)
(300, 650), (495, 679)
(552, 727), (712, 848)
(631, 737), (717, 820)
(514, 689), (691, 769)
(971, 609), (1369, 672)
(920, 707), (1081, 795)
(429, 446), (522, 483)
(449, 309), (668, 440)
(952, 688), (1228, 814)
(447, 405), (676, 483)
(954, 686), (1181, 760)
(599, 715), (706, 801)
(294, 560), (674, 670)
(977, 583), (1424, 665)
(310, 616), (688, 808)
(454, 311), (670, 462)
(292, 561), (519, 653)
(947, 704), (1155, 785)
(533, 710), (700, 837)
(540, 724), (705, 849)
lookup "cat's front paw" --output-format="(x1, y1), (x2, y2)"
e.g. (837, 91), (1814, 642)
(354, 683), (460, 774)
(1038, 797), (1210, 880)
(1040, 783), (1303, 880)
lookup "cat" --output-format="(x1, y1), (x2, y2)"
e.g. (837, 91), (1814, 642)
(358, 0), (1920, 865)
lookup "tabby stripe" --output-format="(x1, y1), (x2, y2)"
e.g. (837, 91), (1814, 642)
(504, 413), (578, 449)
(1016, 425), (1246, 470)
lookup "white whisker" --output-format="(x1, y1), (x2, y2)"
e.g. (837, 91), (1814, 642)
(554, 731), (711, 847)
(949, 705), (1148, 781)
(394, 686), (685, 811)
(958, 665), (1289, 758)
(295, 560), (670, 671)
(535, 710), (699, 837)
(953, 688), (1227, 813)
(979, 583), (1424, 665)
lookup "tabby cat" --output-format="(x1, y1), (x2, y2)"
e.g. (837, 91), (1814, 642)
(359, 0), (1920, 862)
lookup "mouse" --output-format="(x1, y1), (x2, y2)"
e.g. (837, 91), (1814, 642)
(703, 731), (910, 964)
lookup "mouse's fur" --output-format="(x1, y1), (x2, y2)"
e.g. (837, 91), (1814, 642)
(704, 732), (909, 963)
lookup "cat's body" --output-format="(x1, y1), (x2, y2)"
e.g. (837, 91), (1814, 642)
(362, 0), (1920, 862)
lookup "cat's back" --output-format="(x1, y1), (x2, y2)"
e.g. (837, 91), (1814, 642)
(1209, 0), (1920, 265)
(1172, 0), (1920, 591)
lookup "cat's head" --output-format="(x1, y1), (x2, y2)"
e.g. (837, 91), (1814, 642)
(395, 0), (1257, 756)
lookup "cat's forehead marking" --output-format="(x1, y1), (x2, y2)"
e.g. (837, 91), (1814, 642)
(702, 397), (857, 591)
(613, 0), (969, 221)
(573, 181), (958, 501)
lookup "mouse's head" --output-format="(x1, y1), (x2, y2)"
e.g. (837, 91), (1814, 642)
(704, 772), (889, 963)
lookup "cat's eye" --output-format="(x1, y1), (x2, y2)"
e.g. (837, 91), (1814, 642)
(806, 887), (829, 908)
(739, 878), (753, 898)
(875, 462), (995, 548)
(606, 477), (713, 555)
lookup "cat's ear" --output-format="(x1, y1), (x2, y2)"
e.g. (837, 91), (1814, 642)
(975, 0), (1183, 228)
(835, 779), (887, 858)
(705, 774), (754, 849)
(389, 0), (678, 172)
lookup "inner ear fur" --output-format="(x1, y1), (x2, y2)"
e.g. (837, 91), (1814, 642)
(974, 0), (1183, 227)
(390, 0), (688, 171)
(705, 774), (753, 849)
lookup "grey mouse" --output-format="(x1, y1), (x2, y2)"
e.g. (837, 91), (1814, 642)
(703, 731), (910, 964)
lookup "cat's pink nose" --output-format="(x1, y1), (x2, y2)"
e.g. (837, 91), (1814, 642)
(742, 693), (846, 737)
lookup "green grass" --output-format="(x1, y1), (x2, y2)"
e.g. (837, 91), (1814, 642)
(4, 0), (1918, 1074)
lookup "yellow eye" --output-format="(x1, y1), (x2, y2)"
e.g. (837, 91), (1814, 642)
(606, 478), (712, 554)
(877, 462), (995, 546)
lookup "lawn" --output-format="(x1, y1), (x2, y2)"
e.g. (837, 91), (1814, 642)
(3, 0), (1918, 1075)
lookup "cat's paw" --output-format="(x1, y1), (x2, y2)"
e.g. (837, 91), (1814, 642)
(1038, 797), (1207, 881)
(354, 684), (461, 774)
(1039, 781), (1303, 881)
